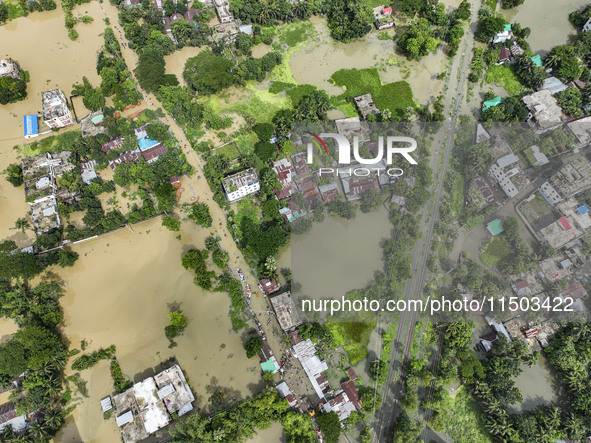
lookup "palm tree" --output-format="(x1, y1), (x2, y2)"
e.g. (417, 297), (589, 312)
(544, 51), (561, 69)
(11, 218), (30, 233)
(264, 256), (278, 280)
(43, 408), (64, 431)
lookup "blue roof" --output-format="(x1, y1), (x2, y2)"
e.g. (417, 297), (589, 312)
(23, 115), (38, 137)
(577, 205), (589, 214)
(138, 137), (159, 151)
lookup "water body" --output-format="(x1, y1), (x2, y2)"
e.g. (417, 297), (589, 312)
(289, 16), (447, 106)
(292, 206), (392, 303)
(502, 0), (589, 54)
(164, 45), (203, 86)
(508, 356), (558, 413)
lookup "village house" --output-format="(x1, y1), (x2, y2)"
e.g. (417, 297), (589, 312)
(279, 199), (307, 222)
(270, 291), (302, 331)
(222, 168), (260, 202)
(487, 218), (503, 236)
(373, 5), (394, 30)
(542, 76), (568, 95)
(80, 160), (98, 185)
(102, 135), (125, 153)
(296, 176), (321, 208)
(561, 281), (588, 309)
(510, 272), (544, 297)
(566, 116), (591, 147)
(539, 254), (580, 282)
(528, 145), (549, 166)
(318, 181), (340, 203)
(275, 382), (299, 409)
(113, 365), (194, 443)
(110, 149), (142, 171)
(538, 216), (583, 249)
(509, 42), (524, 57)
(322, 391), (357, 421)
(334, 116), (369, 142)
(522, 89), (565, 134)
(467, 175), (505, 210)
(214, 0), (232, 23)
(488, 153), (526, 198)
(491, 24), (513, 44)
(42, 89), (74, 129)
(475, 123), (491, 143)
(259, 278), (281, 295)
(292, 339), (330, 400)
(291, 151), (312, 176)
(272, 158), (294, 200)
(0, 402), (27, 434)
(503, 317), (541, 352)
(0, 57), (21, 79)
(548, 156), (591, 198)
(354, 93), (380, 119)
(497, 47), (512, 64)
(80, 111), (106, 139)
(583, 17), (591, 32)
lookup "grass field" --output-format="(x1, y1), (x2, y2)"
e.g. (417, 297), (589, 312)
(211, 85), (291, 123)
(485, 64), (524, 96)
(23, 130), (82, 157)
(480, 236), (510, 267)
(215, 142), (241, 160)
(326, 321), (376, 366)
(444, 387), (493, 443)
(330, 68), (415, 117)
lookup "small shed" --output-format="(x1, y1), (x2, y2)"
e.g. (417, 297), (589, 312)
(100, 397), (113, 412)
(116, 410), (134, 427)
(23, 115), (39, 139)
(531, 54), (543, 68)
(487, 218), (503, 236)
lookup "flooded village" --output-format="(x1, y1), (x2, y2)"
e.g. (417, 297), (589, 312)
(2, 0), (591, 442)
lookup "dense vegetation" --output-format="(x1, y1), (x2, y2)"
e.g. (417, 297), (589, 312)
(71, 345), (116, 371)
(0, 76), (27, 105)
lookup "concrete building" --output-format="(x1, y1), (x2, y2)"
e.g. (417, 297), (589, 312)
(0, 58), (21, 79)
(583, 17), (591, 32)
(468, 175), (505, 210)
(214, 0), (233, 23)
(276, 382), (298, 409)
(354, 93), (380, 119)
(42, 89), (73, 129)
(80, 111), (106, 139)
(322, 391), (357, 421)
(373, 5), (394, 29)
(488, 164), (518, 198)
(222, 168), (260, 202)
(153, 365), (195, 416)
(522, 89), (564, 134)
(538, 216), (583, 249)
(80, 160), (98, 185)
(270, 291), (302, 331)
(529, 145), (549, 166)
(539, 181), (563, 205)
(567, 116), (591, 147)
(549, 156), (591, 197)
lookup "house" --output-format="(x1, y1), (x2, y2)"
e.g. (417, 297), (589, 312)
(561, 281), (588, 305)
(475, 123), (491, 143)
(346, 367), (358, 381)
(539, 181), (562, 205)
(239, 24), (253, 34)
(491, 24), (513, 44)
(530, 54), (543, 68)
(549, 156), (591, 197)
(222, 168), (260, 202)
(542, 77), (568, 95)
(153, 365), (196, 416)
(259, 278), (281, 295)
(509, 42), (524, 56)
(485, 315), (512, 342)
(522, 89), (564, 134)
(487, 218), (503, 236)
(42, 89), (73, 128)
(23, 115), (38, 139)
(0, 403), (27, 434)
(373, 5), (394, 30)
(511, 279), (529, 295)
(318, 181), (340, 203)
(214, 0), (233, 23)
(529, 145), (549, 166)
(498, 47), (511, 64)
(583, 17), (591, 32)
(80, 160), (98, 185)
(291, 151), (312, 175)
(279, 199), (307, 222)
(483, 96), (502, 111)
(110, 149), (142, 171)
(322, 392), (357, 421)
(276, 382), (298, 409)
(341, 380), (362, 411)
(0, 58), (21, 79)
(141, 144), (168, 163)
(80, 111), (106, 139)
(488, 164), (518, 198)
(292, 339), (330, 399)
(566, 116), (591, 147)
(170, 175), (181, 189)
(272, 158), (294, 200)
(270, 291), (302, 331)
(334, 116), (365, 140)
(354, 93), (380, 119)
(468, 175), (505, 210)
(296, 176), (321, 208)
(102, 136), (125, 153)
(538, 216), (583, 249)
(557, 199), (591, 230)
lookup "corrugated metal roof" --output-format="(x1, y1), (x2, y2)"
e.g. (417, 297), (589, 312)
(157, 383), (175, 400)
(23, 115), (38, 137)
(116, 411), (134, 427)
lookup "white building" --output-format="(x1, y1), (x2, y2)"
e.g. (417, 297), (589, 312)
(489, 164), (518, 198)
(222, 168), (260, 202)
(539, 181), (563, 205)
(583, 17), (591, 32)
(42, 89), (73, 129)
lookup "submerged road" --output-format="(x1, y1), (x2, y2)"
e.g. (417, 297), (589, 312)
(372, 1), (480, 441)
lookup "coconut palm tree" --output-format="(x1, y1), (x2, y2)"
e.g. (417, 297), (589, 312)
(11, 218), (30, 234)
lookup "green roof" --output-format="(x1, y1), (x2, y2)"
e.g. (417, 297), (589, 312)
(487, 219), (504, 236)
(531, 54), (543, 68)
(483, 96), (503, 111)
(503, 24), (512, 31)
(91, 114), (104, 124)
(260, 359), (277, 373)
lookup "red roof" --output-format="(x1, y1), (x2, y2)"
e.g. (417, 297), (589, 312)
(141, 144), (168, 162)
(382, 6), (392, 13)
(559, 216), (572, 231)
(101, 136), (125, 153)
(499, 47), (511, 61)
(259, 278), (281, 295)
(341, 381), (362, 410)
(346, 367), (357, 381)
(513, 280), (528, 290)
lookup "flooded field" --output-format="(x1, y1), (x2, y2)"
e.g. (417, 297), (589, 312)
(509, 356), (558, 413)
(502, 0), (589, 54)
(292, 206), (392, 302)
(289, 16), (447, 106)
(53, 216), (263, 441)
(164, 45), (203, 86)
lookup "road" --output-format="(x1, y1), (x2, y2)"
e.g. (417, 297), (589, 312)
(372, 1), (480, 441)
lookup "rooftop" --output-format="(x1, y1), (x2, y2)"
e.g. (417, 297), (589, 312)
(353, 93), (380, 119)
(487, 218), (503, 236)
(270, 292), (302, 331)
(42, 89), (70, 121)
(222, 168), (259, 192)
(522, 89), (564, 132)
(550, 156), (591, 197)
(153, 364), (195, 415)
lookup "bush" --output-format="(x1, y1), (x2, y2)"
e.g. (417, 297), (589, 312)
(244, 336), (263, 358)
(110, 358), (132, 393)
(162, 215), (181, 231)
(71, 345), (116, 371)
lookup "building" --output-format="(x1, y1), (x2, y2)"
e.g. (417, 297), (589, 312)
(334, 117), (367, 141)
(542, 76), (568, 95)
(491, 24), (513, 44)
(538, 216), (583, 249)
(23, 115), (39, 139)
(549, 156), (591, 197)
(270, 291), (302, 331)
(296, 176), (321, 208)
(539, 181), (562, 205)
(373, 5), (394, 30)
(0, 403), (27, 434)
(272, 158), (294, 200)
(291, 151), (312, 175)
(323, 392), (357, 421)
(318, 181), (340, 203)
(354, 94), (380, 119)
(80, 160), (98, 185)
(279, 199), (307, 222)
(259, 278), (281, 295)
(498, 47), (511, 64)
(487, 218), (503, 236)
(110, 149), (142, 171)
(483, 96), (502, 111)
(488, 164), (518, 198)
(485, 315), (512, 342)
(468, 176), (504, 210)
(222, 168), (260, 202)
(567, 116), (591, 147)
(522, 89), (564, 134)
(529, 145), (549, 166)
(276, 382), (298, 409)
(561, 280), (588, 301)
(292, 339), (329, 400)
(102, 136), (125, 153)
(0, 58), (21, 79)
(214, 0), (233, 23)
(530, 54), (543, 68)
(509, 42), (524, 56)
(557, 199), (591, 230)
(170, 175), (181, 189)
(475, 124), (491, 143)
(42, 89), (73, 129)
(113, 365), (194, 443)
(340, 380), (362, 411)
(80, 111), (106, 139)
(141, 144), (168, 163)
(583, 17), (591, 32)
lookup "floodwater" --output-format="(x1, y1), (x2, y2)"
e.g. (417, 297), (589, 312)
(164, 45), (203, 86)
(508, 355), (558, 413)
(292, 206), (391, 302)
(289, 16), (447, 106)
(251, 44), (272, 59)
(54, 216), (264, 441)
(502, 0), (589, 54)
(247, 422), (286, 442)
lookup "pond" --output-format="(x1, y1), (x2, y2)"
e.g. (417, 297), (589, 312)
(508, 355), (559, 413)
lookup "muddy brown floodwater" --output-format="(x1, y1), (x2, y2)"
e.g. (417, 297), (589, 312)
(163, 45), (204, 86)
(502, 0), (589, 54)
(289, 16), (448, 106)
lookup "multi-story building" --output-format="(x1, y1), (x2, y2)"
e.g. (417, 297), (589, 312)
(0, 58), (21, 79)
(222, 168), (260, 202)
(42, 89), (73, 129)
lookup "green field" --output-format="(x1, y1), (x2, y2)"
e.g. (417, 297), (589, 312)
(480, 236), (510, 267)
(330, 68), (415, 117)
(443, 387), (493, 443)
(485, 65), (524, 96)
(23, 130), (82, 157)
(326, 321), (375, 366)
